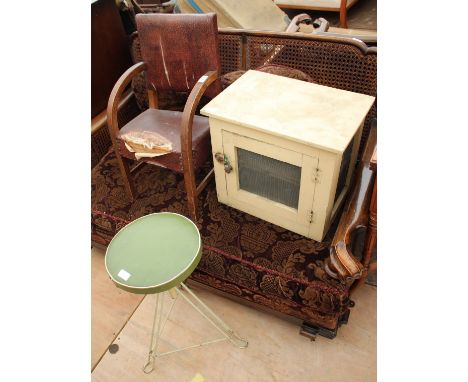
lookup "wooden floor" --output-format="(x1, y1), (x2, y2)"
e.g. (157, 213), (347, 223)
(91, 248), (145, 369)
(92, 248), (376, 381)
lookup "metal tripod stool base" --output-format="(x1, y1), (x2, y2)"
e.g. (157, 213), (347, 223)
(143, 282), (248, 374)
(104, 213), (248, 375)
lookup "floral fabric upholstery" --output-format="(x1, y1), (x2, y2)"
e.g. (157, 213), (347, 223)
(92, 150), (351, 330)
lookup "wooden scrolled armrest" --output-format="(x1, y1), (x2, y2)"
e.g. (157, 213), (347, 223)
(326, 124), (377, 281)
(107, 62), (147, 142)
(180, 70), (218, 179)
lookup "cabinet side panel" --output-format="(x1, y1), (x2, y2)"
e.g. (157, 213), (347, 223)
(209, 119), (229, 203)
(330, 121), (364, 220)
(346, 122), (364, 188)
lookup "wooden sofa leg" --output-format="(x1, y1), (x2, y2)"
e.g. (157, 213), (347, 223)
(299, 309), (350, 340)
(340, 0), (348, 28)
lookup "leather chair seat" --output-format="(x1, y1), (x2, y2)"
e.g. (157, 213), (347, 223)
(118, 108), (211, 172)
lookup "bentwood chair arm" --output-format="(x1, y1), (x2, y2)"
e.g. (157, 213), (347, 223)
(180, 70), (219, 180)
(325, 122), (377, 282)
(107, 62), (147, 142)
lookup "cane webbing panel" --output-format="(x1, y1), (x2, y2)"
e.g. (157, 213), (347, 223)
(244, 35), (376, 155)
(92, 126), (111, 169)
(218, 33), (243, 74)
(91, 95), (141, 168)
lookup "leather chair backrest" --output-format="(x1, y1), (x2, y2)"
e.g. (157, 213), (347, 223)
(135, 13), (222, 98)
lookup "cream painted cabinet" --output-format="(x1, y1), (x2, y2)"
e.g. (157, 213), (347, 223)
(201, 70), (375, 241)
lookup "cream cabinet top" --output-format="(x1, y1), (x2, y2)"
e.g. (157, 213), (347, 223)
(201, 70), (375, 153)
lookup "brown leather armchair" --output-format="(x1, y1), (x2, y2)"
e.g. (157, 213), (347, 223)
(107, 13), (222, 220)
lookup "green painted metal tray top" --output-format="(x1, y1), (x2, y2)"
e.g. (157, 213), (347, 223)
(105, 212), (202, 294)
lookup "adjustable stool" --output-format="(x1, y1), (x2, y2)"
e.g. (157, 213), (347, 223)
(105, 212), (248, 373)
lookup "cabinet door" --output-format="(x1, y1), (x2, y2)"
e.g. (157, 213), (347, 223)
(222, 131), (318, 234)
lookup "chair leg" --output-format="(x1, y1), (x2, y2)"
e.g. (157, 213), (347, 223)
(339, 0), (348, 28)
(115, 151), (136, 201)
(183, 167), (199, 221)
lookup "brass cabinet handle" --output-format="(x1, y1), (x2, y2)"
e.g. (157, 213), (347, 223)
(214, 152), (233, 173)
(214, 152), (224, 163)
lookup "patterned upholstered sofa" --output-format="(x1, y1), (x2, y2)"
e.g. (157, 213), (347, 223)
(91, 29), (377, 338)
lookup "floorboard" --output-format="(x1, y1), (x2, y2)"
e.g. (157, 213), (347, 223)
(91, 248), (145, 370)
(92, 247), (376, 381)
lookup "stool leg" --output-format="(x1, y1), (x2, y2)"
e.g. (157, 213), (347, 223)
(169, 287), (178, 300)
(177, 283), (248, 349)
(143, 293), (165, 374)
(140, 285), (248, 372)
(142, 290), (180, 373)
(159, 289), (179, 336)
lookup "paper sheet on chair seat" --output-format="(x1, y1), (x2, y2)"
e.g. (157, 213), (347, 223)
(120, 130), (172, 160)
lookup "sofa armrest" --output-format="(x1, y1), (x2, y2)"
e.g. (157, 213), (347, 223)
(325, 121), (377, 281)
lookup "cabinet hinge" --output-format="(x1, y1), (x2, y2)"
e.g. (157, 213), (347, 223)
(309, 210), (314, 223)
(313, 167), (321, 184)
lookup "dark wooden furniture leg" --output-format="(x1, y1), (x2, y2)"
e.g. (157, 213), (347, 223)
(340, 0), (348, 29)
(116, 153), (137, 200)
(300, 309), (350, 340)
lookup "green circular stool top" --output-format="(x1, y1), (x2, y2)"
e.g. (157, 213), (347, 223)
(105, 212), (202, 294)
